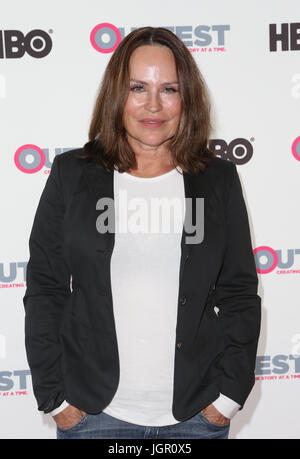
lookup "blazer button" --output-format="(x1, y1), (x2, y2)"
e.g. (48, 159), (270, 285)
(176, 342), (183, 350)
(179, 295), (187, 305)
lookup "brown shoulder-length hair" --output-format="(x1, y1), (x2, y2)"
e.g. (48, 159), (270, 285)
(78, 26), (216, 175)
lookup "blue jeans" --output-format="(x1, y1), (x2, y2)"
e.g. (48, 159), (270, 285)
(56, 409), (230, 439)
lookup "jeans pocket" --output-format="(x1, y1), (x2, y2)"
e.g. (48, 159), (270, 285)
(57, 413), (89, 433)
(199, 410), (230, 429)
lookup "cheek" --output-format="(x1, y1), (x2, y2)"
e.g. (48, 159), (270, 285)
(124, 96), (144, 117)
(165, 98), (182, 118)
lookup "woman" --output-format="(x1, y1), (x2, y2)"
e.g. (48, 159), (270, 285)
(23, 27), (261, 439)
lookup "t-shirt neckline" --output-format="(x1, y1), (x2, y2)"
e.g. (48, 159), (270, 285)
(118, 166), (182, 182)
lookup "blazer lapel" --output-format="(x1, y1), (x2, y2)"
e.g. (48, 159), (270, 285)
(82, 160), (115, 254)
(179, 168), (213, 283)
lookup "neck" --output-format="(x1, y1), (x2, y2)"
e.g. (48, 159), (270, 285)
(126, 141), (176, 178)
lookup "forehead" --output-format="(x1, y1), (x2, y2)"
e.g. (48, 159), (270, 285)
(129, 45), (177, 76)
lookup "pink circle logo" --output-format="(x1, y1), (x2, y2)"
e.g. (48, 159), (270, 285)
(14, 144), (46, 173)
(90, 23), (122, 54)
(291, 136), (300, 161)
(254, 246), (279, 274)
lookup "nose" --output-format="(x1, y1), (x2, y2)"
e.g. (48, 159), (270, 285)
(145, 90), (162, 112)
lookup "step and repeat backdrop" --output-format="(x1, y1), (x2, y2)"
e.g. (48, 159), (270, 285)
(0, 0), (299, 439)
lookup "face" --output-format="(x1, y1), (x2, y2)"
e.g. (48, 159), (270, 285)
(123, 45), (182, 152)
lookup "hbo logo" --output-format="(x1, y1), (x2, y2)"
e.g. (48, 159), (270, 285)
(0, 29), (52, 58)
(209, 138), (253, 164)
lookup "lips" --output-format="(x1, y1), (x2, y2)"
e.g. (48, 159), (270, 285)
(140, 118), (165, 127)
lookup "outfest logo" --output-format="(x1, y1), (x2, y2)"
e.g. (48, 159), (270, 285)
(0, 261), (73, 289)
(254, 246), (300, 275)
(90, 23), (230, 54)
(0, 261), (27, 286)
(256, 353), (300, 382)
(0, 370), (31, 397)
(14, 145), (75, 174)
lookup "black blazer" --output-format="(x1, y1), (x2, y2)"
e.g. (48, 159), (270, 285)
(23, 147), (261, 421)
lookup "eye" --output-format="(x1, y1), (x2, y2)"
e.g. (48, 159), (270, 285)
(130, 85), (144, 92)
(129, 85), (178, 93)
(164, 87), (178, 93)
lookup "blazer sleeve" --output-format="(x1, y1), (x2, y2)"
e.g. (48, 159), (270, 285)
(23, 154), (71, 413)
(214, 162), (261, 409)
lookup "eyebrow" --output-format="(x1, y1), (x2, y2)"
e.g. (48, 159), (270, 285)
(130, 79), (179, 85)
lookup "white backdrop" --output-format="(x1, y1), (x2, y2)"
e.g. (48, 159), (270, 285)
(0, 0), (299, 439)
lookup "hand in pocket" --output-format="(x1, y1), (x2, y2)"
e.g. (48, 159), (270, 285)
(201, 404), (230, 426)
(53, 404), (86, 430)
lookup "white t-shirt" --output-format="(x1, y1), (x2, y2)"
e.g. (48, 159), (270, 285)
(50, 166), (240, 423)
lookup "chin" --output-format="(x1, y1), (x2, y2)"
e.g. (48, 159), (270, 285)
(128, 133), (173, 148)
